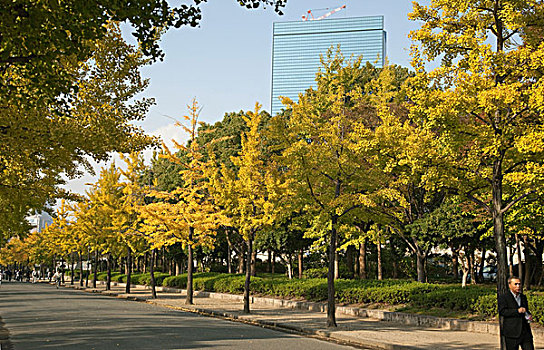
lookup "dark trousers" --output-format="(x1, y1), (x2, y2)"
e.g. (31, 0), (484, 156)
(504, 326), (534, 350)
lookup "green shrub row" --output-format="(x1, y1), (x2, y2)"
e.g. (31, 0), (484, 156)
(411, 285), (495, 312)
(87, 270), (544, 325)
(337, 282), (439, 305)
(471, 291), (544, 323)
(163, 273), (426, 304)
(94, 272), (170, 286)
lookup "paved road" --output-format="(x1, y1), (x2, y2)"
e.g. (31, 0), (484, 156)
(0, 282), (356, 350)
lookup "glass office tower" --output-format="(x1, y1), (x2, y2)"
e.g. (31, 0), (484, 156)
(271, 16), (386, 116)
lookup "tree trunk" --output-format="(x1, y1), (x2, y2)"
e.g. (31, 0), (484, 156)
(524, 244), (531, 291)
(126, 245), (132, 294)
(143, 252), (147, 273)
(491, 156), (508, 350)
(451, 247), (459, 280)
(469, 251), (477, 285)
(286, 256), (292, 280)
(237, 243), (245, 274)
(416, 250), (426, 283)
(267, 249), (272, 273)
(461, 267), (469, 288)
(327, 214), (338, 327)
(78, 251), (83, 287)
(227, 242), (232, 274)
(198, 255), (205, 273)
(243, 235), (254, 314)
(478, 248), (486, 283)
(150, 249), (157, 299)
(93, 250), (98, 289)
(533, 240), (544, 286)
(334, 250), (339, 280)
(492, 157), (508, 296)
(346, 245), (355, 278)
(186, 227), (194, 305)
(85, 250), (90, 288)
(106, 254), (112, 291)
(358, 240), (367, 279)
(176, 260), (182, 275)
(271, 250), (275, 274)
(508, 245), (514, 277)
(61, 258), (65, 283)
(390, 242), (399, 279)
(522, 235), (531, 290)
(226, 229), (234, 274)
(515, 233), (523, 286)
(251, 248), (257, 277)
(377, 241), (383, 281)
(298, 248), (303, 279)
(70, 252), (75, 285)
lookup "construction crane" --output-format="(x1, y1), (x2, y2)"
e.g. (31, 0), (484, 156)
(302, 5), (346, 21)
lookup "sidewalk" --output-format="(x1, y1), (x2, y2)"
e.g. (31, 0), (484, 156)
(59, 281), (542, 350)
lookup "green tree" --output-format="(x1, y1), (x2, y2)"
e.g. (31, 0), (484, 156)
(0, 0), (286, 107)
(276, 50), (386, 327)
(141, 99), (219, 304)
(0, 1), (287, 244)
(208, 103), (284, 313)
(409, 0), (544, 296)
(0, 24), (154, 242)
(113, 152), (149, 293)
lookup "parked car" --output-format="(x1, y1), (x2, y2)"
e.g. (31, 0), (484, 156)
(482, 265), (497, 281)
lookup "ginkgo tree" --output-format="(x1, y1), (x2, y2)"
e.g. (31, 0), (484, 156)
(111, 152), (150, 294)
(141, 99), (220, 304)
(0, 23), (155, 243)
(276, 50), (386, 327)
(207, 103), (287, 314)
(85, 164), (129, 290)
(408, 0), (544, 296)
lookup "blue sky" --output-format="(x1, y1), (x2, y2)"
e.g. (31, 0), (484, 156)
(66, 0), (427, 194)
(138, 0), (422, 130)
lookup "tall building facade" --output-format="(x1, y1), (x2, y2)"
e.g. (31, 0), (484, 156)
(27, 211), (53, 233)
(271, 16), (386, 116)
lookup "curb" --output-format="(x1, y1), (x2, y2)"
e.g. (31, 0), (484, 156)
(144, 300), (417, 350)
(58, 280), (543, 347)
(98, 282), (504, 336)
(59, 282), (428, 350)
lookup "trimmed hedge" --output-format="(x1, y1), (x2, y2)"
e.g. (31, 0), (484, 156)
(94, 272), (170, 286)
(163, 274), (434, 304)
(411, 285), (495, 311)
(338, 282), (439, 305)
(89, 270), (544, 325)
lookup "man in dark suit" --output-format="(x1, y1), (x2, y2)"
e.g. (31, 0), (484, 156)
(498, 276), (534, 350)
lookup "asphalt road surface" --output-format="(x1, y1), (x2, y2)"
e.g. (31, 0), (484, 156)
(0, 282), (355, 350)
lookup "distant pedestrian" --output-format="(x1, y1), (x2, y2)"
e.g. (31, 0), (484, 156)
(53, 271), (61, 289)
(499, 277), (534, 350)
(31, 270), (37, 283)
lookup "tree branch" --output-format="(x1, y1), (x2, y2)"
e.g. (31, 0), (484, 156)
(501, 190), (535, 214)
(306, 175), (325, 209)
(466, 192), (491, 214)
(339, 204), (361, 219)
(470, 111), (491, 126)
(504, 160), (527, 175)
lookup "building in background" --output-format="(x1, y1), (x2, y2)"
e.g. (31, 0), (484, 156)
(27, 211), (53, 233)
(271, 15), (386, 116)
